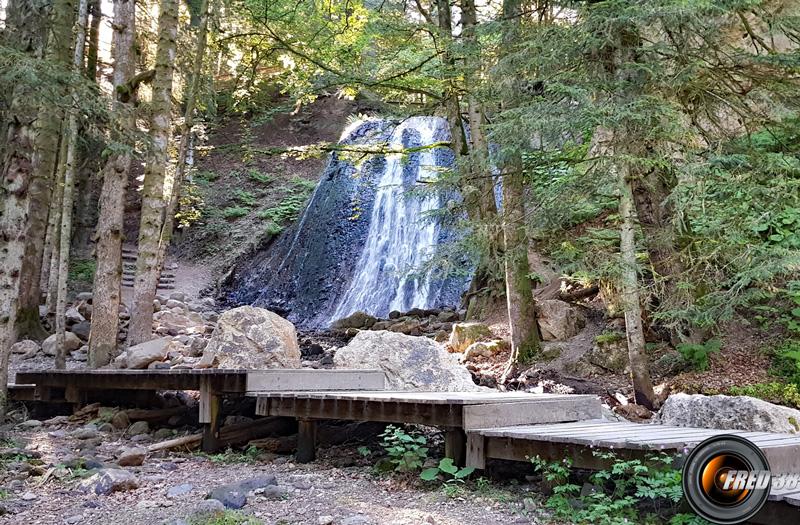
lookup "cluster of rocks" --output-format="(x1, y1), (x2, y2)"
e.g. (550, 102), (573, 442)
(331, 308), (463, 341)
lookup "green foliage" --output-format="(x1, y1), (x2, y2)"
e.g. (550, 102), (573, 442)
(248, 170), (274, 185)
(676, 340), (721, 372)
(188, 510), (264, 525)
(234, 190), (257, 207)
(532, 452), (704, 525)
(728, 382), (800, 410)
(420, 457), (475, 483)
(378, 425), (428, 473)
(194, 170), (220, 186)
(200, 446), (262, 464)
(68, 258), (96, 284)
(222, 206), (251, 220)
(595, 332), (625, 345)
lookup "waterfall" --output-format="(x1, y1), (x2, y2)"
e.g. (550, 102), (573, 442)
(329, 117), (453, 322)
(225, 116), (469, 328)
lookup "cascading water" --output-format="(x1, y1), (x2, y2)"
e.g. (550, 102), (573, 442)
(225, 116), (470, 328)
(330, 117), (455, 322)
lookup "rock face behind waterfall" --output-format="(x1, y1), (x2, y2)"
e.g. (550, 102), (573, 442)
(223, 117), (470, 329)
(200, 306), (301, 369)
(333, 330), (481, 391)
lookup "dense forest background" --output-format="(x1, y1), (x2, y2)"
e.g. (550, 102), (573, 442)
(1, 0), (799, 417)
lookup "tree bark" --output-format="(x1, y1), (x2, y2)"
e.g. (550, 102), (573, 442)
(45, 129), (68, 315)
(16, 0), (76, 340)
(0, 0), (51, 420)
(500, 0), (540, 375)
(155, 0), (210, 274)
(88, 0), (136, 368)
(630, 169), (706, 345)
(85, 0), (101, 82)
(128, 0), (179, 345)
(54, 0), (90, 370)
(617, 161), (657, 409)
(435, 0), (467, 157)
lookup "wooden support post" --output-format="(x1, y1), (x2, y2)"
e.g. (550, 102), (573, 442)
(199, 377), (221, 453)
(445, 428), (467, 466)
(296, 419), (317, 463)
(466, 433), (486, 469)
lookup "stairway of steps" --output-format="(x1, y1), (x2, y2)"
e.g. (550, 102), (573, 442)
(121, 245), (177, 290)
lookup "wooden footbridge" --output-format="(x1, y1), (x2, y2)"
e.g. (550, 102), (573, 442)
(11, 368), (800, 523)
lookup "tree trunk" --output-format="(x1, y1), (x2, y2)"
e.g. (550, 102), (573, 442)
(85, 0), (101, 82)
(435, 0), (467, 157)
(45, 130), (68, 315)
(501, 157), (541, 368)
(54, 0), (90, 370)
(0, 0), (50, 420)
(617, 161), (657, 409)
(630, 169), (706, 345)
(16, 0), (76, 340)
(88, 0), (136, 368)
(500, 0), (540, 375)
(155, 0), (209, 273)
(128, 0), (179, 345)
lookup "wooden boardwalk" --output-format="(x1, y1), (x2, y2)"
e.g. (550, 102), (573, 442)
(10, 368), (800, 521)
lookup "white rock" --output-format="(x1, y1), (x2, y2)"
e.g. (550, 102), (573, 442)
(200, 306), (301, 369)
(656, 393), (800, 434)
(537, 299), (585, 341)
(334, 330), (481, 391)
(42, 332), (82, 356)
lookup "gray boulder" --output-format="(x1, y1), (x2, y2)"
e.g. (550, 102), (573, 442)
(447, 322), (493, 353)
(125, 337), (171, 369)
(69, 320), (92, 341)
(42, 332), (82, 356)
(201, 306), (301, 369)
(11, 340), (39, 355)
(332, 311), (377, 330)
(334, 330), (481, 391)
(537, 300), (585, 341)
(117, 446), (146, 467)
(656, 393), (800, 434)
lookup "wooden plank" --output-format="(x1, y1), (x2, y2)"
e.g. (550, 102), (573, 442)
(252, 391), (579, 405)
(15, 369), (249, 393)
(246, 370), (386, 392)
(461, 397), (601, 430)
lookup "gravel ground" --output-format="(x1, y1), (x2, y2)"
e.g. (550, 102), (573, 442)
(0, 418), (545, 525)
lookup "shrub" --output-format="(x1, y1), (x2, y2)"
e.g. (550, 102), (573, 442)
(676, 339), (721, 372)
(222, 206), (250, 219)
(68, 258), (96, 284)
(378, 424), (428, 473)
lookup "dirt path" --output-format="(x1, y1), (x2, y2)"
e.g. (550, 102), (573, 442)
(0, 422), (541, 525)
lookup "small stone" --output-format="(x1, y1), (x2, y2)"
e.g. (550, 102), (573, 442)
(66, 515), (82, 524)
(259, 485), (289, 500)
(18, 419), (43, 429)
(318, 516), (334, 525)
(166, 299), (186, 310)
(130, 434), (151, 443)
(167, 483), (193, 498)
(190, 499), (225, 520)
(117, 446), (146, 467)
(127, 421), (150, 437)
(169, 292), (186, 302)
(153, 428), (173, 440)
(71, 426), (100, 440)
(21, 491), (37, 501)
(207, 486), (247, 509)
(80, 468), (138, 495)
(292, 480), (312, 490)
(341, 515), (372, 525)
(111, 411), (130, 429)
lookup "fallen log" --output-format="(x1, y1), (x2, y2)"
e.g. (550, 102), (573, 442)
(148, 433), (201, 452)
(146, 416), (296, 452)
(123, 406), (189, 422)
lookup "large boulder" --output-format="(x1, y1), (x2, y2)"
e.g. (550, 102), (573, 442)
(331, 311), (377, 330)
(537, 300), (585, 341)
(656, 393), (800, 434)
(334, 330), (481, 391)
(201, 306), (301, 369)
(125, 338), (171, 369)
(447, 322), (493, 353)
(42, 332), (82, 356)
(11, 340), (39, 355)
